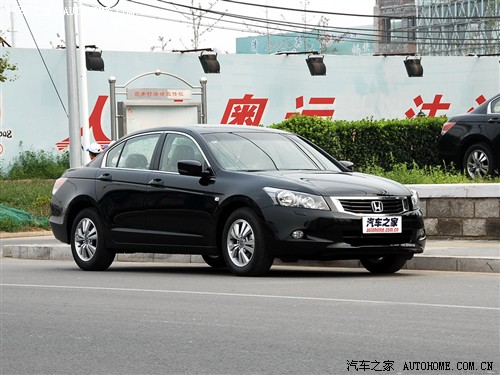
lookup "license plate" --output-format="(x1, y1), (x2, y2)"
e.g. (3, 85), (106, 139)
(362, 216), (402, 234)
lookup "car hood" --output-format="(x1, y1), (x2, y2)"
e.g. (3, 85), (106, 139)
(256, 171), (411, 196)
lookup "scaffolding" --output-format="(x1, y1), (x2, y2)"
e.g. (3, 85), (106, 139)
(416, 0), (500, 55)
(376, 0), (500, 56)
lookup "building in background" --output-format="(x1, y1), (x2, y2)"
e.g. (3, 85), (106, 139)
(236, 26), (375, 56)
(375, 0), (500, 56)
(236, 0), (499, 57)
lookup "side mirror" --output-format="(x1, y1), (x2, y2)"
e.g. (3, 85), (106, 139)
(178, 161), (214, 181)
(178, 160), (203, 176)
(340, 160), (354, 171)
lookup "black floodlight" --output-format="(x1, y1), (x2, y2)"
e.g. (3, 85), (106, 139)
(306, 54), (326, 76)
(198, 51), (220, 74)
(85, 46), (104, 71)
(404, 56), (423, 77)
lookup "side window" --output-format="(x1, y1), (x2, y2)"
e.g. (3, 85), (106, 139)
(105, 142), (125, 168)
(491, 98), (500, 114)
(114, 133), (160, 170)
(159, 134), (206, 172)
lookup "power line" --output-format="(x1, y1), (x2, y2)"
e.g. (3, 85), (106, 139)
(220, 0), (500, 20)
(123, 0), (499, 47)
(15, 0), (68, 117)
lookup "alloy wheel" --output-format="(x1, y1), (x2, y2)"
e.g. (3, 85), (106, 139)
(466, 150), (489, 178)
(74, 218), (98, 261)
(226, 219), (255, 267)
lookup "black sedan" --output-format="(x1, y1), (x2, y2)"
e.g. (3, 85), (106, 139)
(50, 125), (426, 276)
(439, 93), (500, 178)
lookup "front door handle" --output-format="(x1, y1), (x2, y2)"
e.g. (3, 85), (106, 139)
(98, 173), (112, 181)
(148, 178), (164, 187)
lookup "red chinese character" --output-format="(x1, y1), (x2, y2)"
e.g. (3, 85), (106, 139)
(56, 95), (111, 151)
(221, 94), (268, 126)
(467, 95), (487, 112)
(405, 94), (451, 118)
(285, 96), (335, 119)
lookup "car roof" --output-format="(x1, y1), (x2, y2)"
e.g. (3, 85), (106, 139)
(126, 124), (290, 137)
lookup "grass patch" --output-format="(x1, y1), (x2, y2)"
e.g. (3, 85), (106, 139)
(358, 162), (500, 184)
(0, 179), (54, 231)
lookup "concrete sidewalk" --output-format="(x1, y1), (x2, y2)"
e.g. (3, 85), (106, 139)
(1, 231), (499, 273)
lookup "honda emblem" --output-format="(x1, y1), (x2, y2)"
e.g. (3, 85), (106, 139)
(371, 201), (384, 213)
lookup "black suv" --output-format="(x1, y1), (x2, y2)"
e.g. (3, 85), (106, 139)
(439, 93), (500, 178)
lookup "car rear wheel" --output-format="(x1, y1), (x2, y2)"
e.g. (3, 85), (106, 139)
(463, 143), (496, 178)
(222, 208), (274, 276)
(71, 208), (115, 271)
(202, 254), (226, 268)
(360, 255), (407, 274)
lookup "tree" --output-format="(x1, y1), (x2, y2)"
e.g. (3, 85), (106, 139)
(151, 36), (172, 52)
(176, 0), (225, 49)
(0, 53), (17, 82)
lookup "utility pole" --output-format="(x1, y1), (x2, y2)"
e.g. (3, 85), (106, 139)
(63, 0), (82, 168)
(10, 11), (16, 47)
(77, 0), (91, 164)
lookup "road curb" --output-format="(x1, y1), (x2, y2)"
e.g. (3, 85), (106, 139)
(2, 244), (499, 273)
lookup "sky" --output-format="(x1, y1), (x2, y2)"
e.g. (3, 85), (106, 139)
(0, 0), (376, 53)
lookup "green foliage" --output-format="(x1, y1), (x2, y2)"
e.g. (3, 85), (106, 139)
(270, 115), (445, 170)
(0, 53), (18, 82)
(359, 162), (500, 184)
(0, 180), (53, 231)
(4, 148), (69, 180)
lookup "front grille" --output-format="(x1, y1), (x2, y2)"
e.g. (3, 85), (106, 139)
(338, 198), (407, 214)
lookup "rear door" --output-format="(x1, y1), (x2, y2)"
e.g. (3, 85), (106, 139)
(96, 132), (162, 246)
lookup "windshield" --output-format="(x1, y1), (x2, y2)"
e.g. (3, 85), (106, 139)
(203, 132), (342, 172)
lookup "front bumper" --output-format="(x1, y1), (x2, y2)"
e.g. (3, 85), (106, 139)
(262, 206), (426, 261)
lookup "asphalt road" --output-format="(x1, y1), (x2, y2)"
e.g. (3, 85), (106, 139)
(1, 258), (499, 375)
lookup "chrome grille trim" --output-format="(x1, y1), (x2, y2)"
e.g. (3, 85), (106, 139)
(330, 196), (409, 215)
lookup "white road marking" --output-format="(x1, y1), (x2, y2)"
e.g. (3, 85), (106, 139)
(1, 283), (499, 311)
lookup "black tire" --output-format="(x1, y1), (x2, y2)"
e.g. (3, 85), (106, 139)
(70, 208), (115, 271)
(360, 255), (407, 274)
(202, 254), (227, 268)
(463, 143), (496, 178)
(222, 208), (274, 276)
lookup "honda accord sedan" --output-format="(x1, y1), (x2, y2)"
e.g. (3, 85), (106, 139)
(50, 125), (426, 276)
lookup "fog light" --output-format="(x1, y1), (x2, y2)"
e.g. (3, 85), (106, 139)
(291, 230), (305, 239)
(417, 228), (426, 240)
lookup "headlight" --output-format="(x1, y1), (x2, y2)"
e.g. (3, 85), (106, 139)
(410, 189), (420, 210)
(52, 177), (68, 195)
(264, 187), (330, 210)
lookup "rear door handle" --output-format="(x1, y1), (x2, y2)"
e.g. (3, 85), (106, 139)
(98, 173), (112, 181)
(487, 118), (500, 123)
(148, 178), (164, 187)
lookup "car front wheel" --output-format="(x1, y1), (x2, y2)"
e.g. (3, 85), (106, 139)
(71, 208), (115, 271)
(360, 255), (407, 274)
(463, 143), (496, 178)
(222, 208), (274, 276)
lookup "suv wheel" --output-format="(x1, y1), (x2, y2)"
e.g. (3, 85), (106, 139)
(71, 208), (115, 271)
